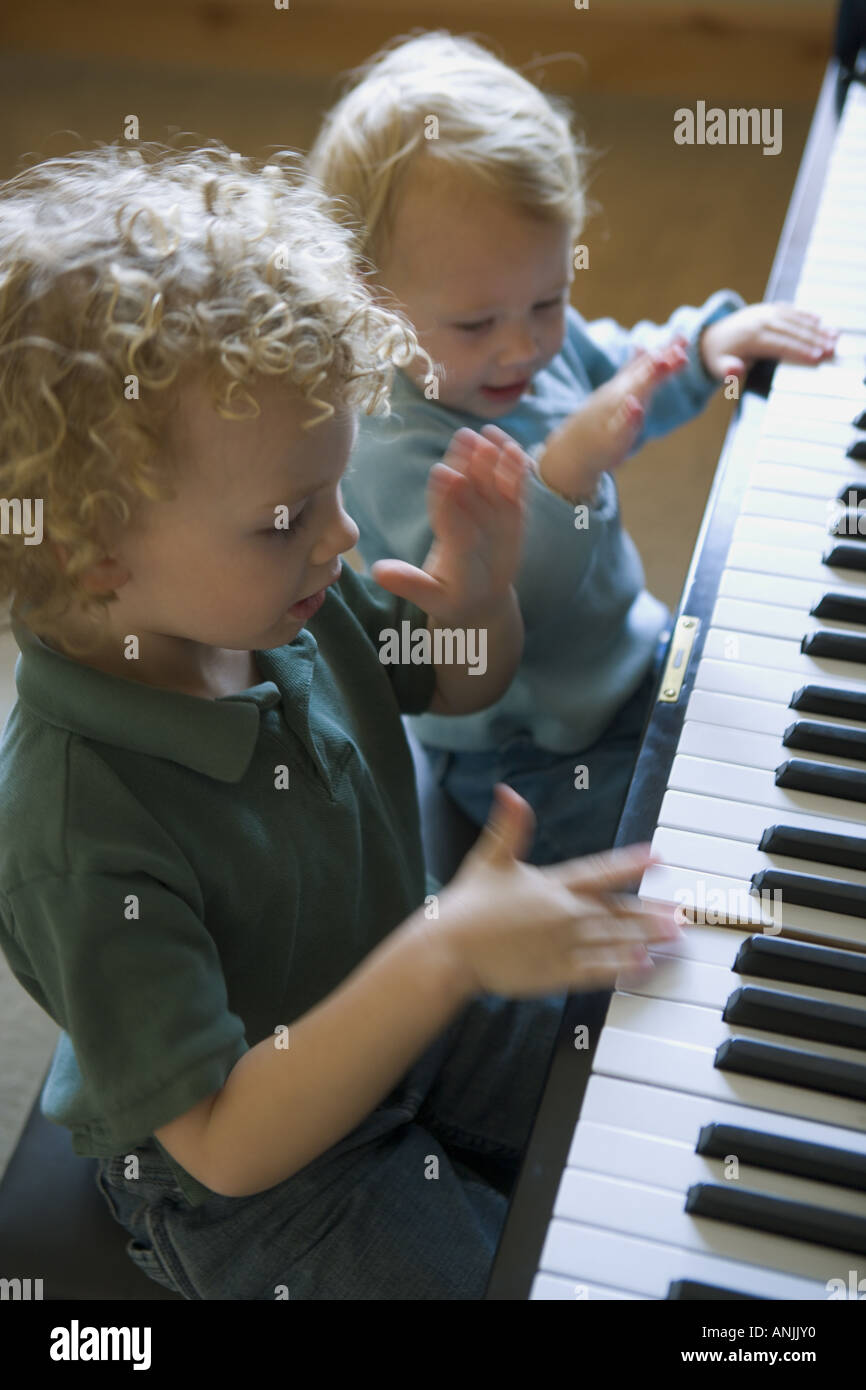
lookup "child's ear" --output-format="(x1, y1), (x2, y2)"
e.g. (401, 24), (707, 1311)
(78, 557), (132, 595)
(51, 539), (130, 595)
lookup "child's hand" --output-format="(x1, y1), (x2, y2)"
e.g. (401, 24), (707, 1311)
(699, 304), (838, 382)
(539, 337), (689, 501)
(369, 424), (528, 623)
(422, 783), (682, 1000)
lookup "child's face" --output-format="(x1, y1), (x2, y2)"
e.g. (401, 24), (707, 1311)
(377, 170), (575, 418)
(92, 375), (360, 657)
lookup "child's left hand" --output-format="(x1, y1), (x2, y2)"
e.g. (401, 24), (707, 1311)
(699, 304), (838, 382)
(369, 423), (528, 623)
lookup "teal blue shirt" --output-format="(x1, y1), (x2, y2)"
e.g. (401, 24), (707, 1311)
(343, 291), (744, 753)
(0, 562), (435, 1205)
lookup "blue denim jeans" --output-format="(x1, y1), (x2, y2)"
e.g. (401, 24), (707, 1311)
(422, 629), (671, 867)
(95, 991), (565, 1300)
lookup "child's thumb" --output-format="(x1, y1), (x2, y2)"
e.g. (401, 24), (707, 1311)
(475, 783), (535, 867)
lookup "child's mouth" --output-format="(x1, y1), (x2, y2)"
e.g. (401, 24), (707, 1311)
(481, 378), (528, 402)
(288, 587), (327, 621)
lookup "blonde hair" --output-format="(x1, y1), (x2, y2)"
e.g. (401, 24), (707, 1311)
(0, 139), (430, 655)
(306, 29), (592, 273)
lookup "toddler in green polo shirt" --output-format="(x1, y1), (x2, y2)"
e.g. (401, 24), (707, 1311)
(0, 139), (678, 1299)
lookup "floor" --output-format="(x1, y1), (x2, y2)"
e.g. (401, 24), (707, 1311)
(0, 22), (830, 1178)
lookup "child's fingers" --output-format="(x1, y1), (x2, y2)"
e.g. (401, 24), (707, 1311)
(608, 393), (644, 439)
(757, 329), (833, 362)
(545, 840), (656, 894)
(563, 945), (657, 988)
(771, 306), (838, 339)
(567, 902), (680, 948)
(478, 425), (531, 503)
(450, 429), (506, 510)
(441, 427), (482, 476)
(426, 464), (481, 546)
(623, 345), (686, 401)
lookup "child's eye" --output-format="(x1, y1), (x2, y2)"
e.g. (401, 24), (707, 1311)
(454, 298), (564, 333)
(259, 508), (308, 539)
(455, 318), (493, 334)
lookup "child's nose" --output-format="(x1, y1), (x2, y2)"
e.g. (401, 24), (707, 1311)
(497, 322), (537, 365)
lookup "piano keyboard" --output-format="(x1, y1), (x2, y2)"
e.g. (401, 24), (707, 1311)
(526, 80), (866, 1301)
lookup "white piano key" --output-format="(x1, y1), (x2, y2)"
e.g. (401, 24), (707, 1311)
(825, 331), (866, 358)
(694, 654), (866, 704)
(657, 787), (866, 849)
(771, 363), (866, 399)
(624, 945), (866, 1015)
(800, 264), (866, 293)
(605, 991), (865, 1069)
(718, 566), (866, 611)
(649, 823), (866, 893)
(582, 1073), (866, 1157)
(592, 1022), (866, 1130)
(794, 292), (866, 331)
(759, 423), (865, 454)
(553, 1171), (862, 1282)
(538, 1220), (827, 1299)
(568, 1124), (866, 1218)
(666, 752), (866, 827)
(646, 920), (752, 966)
(750, 461), (856, 497)
(677, 717), (865, 773)
(702, 626), (866, 683)
(764, 393), (866, 427)
(725, 539), (866, 586)
(742, 486), (850, 526)
(685, 688), (865, 738)
(639, 862), (866, 948)
(734, 514), (826, 551)
(712, 594), (866, 643)
(745, 487), (866, 532)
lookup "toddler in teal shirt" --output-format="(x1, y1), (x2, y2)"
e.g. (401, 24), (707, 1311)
(309, 30), (838, 864)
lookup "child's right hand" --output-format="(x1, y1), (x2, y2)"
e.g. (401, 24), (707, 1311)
(538, 337), (689, 502)
(432, 783), (682, 1000)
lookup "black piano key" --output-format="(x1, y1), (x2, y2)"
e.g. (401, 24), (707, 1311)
(854, 410), (866, 430)
(811, 591), (866, 625)
(790, 683), (866, 720)
(759, 823), (866, 871)
(824, 542), (866, 571)
(801, 630), (866, 663)
(734, 935), (866, 997)
(830, 509), (866, 539)
(751, 867), (866, 919)
(775, 757), (866, 803)
(666, 1279), (766, 1301)
(723, 984), (866, 1050)
(696, 1122), (866, 1192)
(715, 1036), (866, 1101)
(837, 485), (866, 508)
(685, 1183), (866, 1256)
(847, 440), (866, 462)
(783, 718), (866, 761)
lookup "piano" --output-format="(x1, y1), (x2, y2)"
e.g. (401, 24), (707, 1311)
(486, 9), (866, 1302)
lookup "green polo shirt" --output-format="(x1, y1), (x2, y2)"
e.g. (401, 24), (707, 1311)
(0, 561), (436, 1205)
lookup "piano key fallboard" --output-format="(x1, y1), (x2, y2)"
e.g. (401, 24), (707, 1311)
(487, 61), (866, 1301)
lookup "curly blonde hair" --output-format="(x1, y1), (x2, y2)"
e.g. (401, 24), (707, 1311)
(306, 29), (592, 273)
(0, 139), (430, 655)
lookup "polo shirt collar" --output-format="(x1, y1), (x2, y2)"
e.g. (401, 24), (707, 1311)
(10, 617), (318, 783)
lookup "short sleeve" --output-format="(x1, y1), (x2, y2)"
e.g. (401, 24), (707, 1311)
(0, 871), (249, 1150)
(335, 560), (437, 716)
